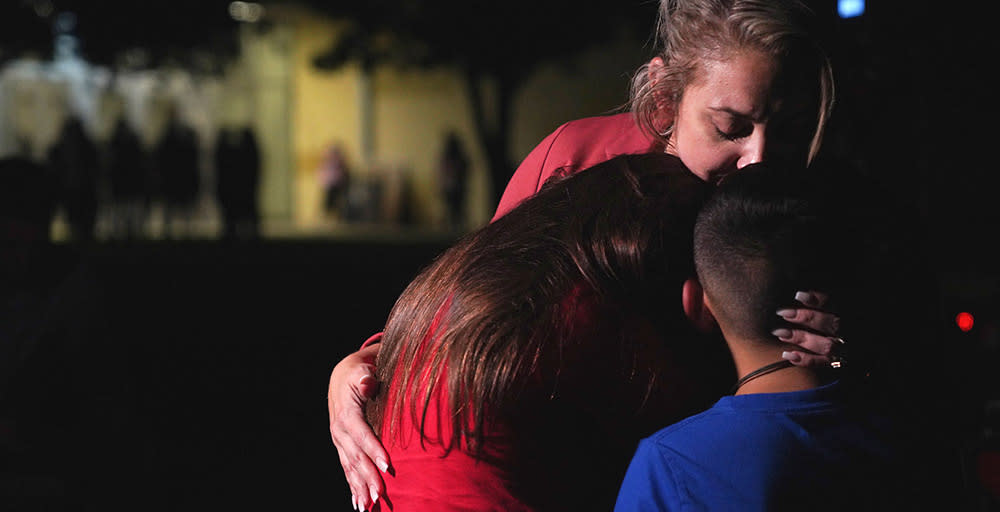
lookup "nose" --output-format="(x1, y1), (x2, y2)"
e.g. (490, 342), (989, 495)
(736, 128), (767, 169)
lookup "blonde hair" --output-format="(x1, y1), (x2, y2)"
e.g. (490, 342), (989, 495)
(629, 0), (835, 163)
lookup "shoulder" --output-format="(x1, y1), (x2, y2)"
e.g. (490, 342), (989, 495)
(494, 113), (659, 220)
(526, 113), (659, 179)
(615, 435), (686, 511)
(643, 406), (732, 451)
(544, 113), (657, 169)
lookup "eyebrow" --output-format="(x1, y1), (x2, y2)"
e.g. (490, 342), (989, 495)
(708, 106), (764, 122)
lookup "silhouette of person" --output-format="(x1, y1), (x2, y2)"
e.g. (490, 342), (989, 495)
(319, 144), (351, 219)
(106, 117), (146, 240)
(46, 116), (99, 243)
(153, 104), (200, 238)
(438, 132), (469, 230)
(214, 125), (261, 240)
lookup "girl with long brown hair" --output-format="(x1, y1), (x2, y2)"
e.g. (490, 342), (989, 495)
(369, 153), (731, 510)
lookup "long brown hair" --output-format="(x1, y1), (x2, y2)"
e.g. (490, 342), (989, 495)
(371, 153), (713, 454)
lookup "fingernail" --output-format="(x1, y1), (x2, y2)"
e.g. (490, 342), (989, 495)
(776, 309), (796, 320)
(351, 494), (357, 511)
(359, 374), (375, 386)
(369, 486), (379, 506)
(771, 328), (792, 341)
(781, 351), (801, 363)
(376, 457), (389, 473)
(794, 291), (810, 304)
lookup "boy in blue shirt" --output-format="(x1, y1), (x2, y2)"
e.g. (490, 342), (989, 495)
(615, 163), (941, 511)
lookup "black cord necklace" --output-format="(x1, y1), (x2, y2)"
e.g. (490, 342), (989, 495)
(729, 360), (795, 394)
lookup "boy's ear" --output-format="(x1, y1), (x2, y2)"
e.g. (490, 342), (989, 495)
(682, 278), (717, 334)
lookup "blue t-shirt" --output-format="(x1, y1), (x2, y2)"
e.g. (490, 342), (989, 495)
(614, 381), (914, 511)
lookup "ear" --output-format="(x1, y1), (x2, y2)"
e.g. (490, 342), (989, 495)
(682, 278), (717, 334)
(648, 56), (665, 72)
(647, 57), (674, 134)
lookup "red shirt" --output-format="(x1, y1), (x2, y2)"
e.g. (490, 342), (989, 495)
(493, 113), (660, 220)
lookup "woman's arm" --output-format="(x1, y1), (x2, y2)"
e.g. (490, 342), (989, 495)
(328, 337), (388, 511)
(325, 123), (569, 510)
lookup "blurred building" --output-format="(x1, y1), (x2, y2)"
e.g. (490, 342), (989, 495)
(0, 1), (651, 239)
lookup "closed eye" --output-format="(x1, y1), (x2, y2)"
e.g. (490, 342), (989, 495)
(715, 126), (750, 141)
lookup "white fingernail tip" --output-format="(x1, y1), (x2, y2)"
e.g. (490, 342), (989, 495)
(794, 291), (810, 303)
(781, 351), (801, 363)
(376, 458), (389, 473)
(369, 486), (379, 506)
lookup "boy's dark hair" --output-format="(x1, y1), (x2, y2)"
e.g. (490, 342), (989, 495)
(692, 162), (864, 347)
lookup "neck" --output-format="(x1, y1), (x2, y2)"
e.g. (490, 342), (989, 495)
(730, 344), (824, 395)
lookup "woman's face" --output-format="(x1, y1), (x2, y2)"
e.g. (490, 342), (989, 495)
(666, 51), (818, 183)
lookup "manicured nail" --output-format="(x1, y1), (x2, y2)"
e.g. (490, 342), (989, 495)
(794, 291), (811, 304)
(781, 351), (801, 363)
(369, 486), (379, 507)
(376, 457), (389, 473)
(771, 328), (792, 341)
(776, 309), (796, 320)
(351, 494), (357, 511)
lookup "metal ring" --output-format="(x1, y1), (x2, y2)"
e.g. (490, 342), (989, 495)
(829, 355), (844, 369)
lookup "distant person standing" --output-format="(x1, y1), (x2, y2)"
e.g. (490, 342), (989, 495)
(153, 104), (200, 238)
(319, 144), (351, 220)
(214, 125), (261, 240)
(106, 117), (146, 240)
(438, 132), (469, 230)
(47, 116), (99, 243)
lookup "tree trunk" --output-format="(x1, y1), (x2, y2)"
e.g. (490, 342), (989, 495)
(466, 70), (515, 212)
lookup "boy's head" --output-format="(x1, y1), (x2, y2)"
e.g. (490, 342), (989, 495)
(689, 162), (864, 351)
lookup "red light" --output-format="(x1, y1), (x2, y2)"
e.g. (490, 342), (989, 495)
(956, 312), (974, 332)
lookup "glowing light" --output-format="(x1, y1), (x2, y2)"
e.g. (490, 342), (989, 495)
(229, 2), (264, 23)
(956, 312), (974, 332)
(838, 0), (865, 18)
(32, 0), (54, 18)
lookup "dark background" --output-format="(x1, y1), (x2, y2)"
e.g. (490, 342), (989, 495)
(2, 0), (999, 510)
